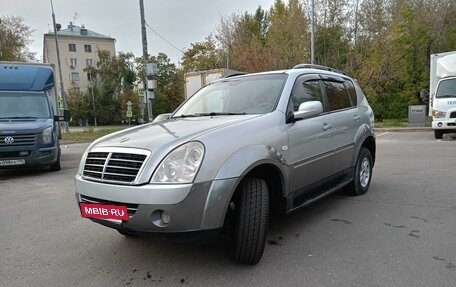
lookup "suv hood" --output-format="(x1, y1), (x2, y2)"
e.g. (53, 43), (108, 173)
(90, 115), (259, 151)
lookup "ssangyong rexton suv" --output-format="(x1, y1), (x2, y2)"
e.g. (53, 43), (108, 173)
(75, 64), (375, 265)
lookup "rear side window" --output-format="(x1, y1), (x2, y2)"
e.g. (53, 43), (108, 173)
(323, 80), (353, 111)
(345, 80), (357, 106)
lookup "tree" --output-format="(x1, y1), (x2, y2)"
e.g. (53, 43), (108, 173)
(181, 35), (222, 72)
(0, 16), (35, 61)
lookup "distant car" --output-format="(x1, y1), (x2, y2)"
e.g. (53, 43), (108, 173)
(75, 64), (376, 265)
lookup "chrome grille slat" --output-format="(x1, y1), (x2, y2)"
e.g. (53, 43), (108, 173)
(82, 150), (148, 185)
(0, 134), (36, 147)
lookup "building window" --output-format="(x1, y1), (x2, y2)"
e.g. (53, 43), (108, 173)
(71, 72), (80, 82)
(70, 58), (78, 68)
(69, 43), (76, 52)
(85, 59), (93, 67)
(84, 44), (92, 53)
(87, 72), (95, 81)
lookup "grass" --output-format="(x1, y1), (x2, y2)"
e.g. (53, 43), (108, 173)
(61, 127), (125, 144)
(374, 117), (432, 128)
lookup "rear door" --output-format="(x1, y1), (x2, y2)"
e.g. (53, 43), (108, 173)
(320, 75), (358, 173)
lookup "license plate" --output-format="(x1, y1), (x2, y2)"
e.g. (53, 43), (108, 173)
(79, 203), (130, 221)
(0, 159), (26, 166)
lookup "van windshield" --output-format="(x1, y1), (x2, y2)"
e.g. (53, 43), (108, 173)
(0, 91), (52, 119)
(436, 78), (456, 98)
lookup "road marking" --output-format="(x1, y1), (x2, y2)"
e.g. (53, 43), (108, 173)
(376, 132), (390, 137)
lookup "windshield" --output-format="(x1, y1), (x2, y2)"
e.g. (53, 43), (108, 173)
(173, 74), (287, 117)
(0, 91), (52, 119)
(436, 78), (456, 98)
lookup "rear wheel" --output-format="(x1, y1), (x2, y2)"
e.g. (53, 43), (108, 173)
(434, 130), (444, 140)
(232, 178), (269, 265)
(346, 148), (373, 196)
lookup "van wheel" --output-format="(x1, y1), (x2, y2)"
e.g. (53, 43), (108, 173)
(346, 148), (373, 196)
(434, 130), (444, 139)
(232, 178), (269, 265)
(50, 150), (61, 171)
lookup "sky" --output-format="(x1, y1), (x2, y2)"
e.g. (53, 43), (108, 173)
(1, 0), (276, 64)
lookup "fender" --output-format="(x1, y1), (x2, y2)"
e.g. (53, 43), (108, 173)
(200, 145), (287, 229)
(352, 124), (376, 165)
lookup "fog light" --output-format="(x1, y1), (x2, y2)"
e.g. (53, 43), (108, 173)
(151, 210), (170, 227)
(438, 122), (443, 127)
(160, 211), (170, 224)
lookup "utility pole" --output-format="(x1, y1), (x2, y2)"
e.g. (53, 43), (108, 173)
(50, 0), (69, 133)
(311, 0), (315, 64)
(139, 0), (152, 122)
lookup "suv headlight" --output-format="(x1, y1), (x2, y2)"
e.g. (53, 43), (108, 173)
(432, 110), (446, 118)
(42, 127), (53, 144)
(151, 142), (205, 183)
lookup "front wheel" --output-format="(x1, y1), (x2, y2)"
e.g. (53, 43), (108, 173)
(232, 178), (269, 265)
(434, 130), (444, 140)
(49, 149), (61, 171)
(346, 148), (373, 196)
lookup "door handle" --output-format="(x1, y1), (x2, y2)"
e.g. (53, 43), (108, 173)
(354, 115), (361, 121)
(322, 123), (333, 131)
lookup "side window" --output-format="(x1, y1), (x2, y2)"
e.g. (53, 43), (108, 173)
(344, 80), (357, 106)
(291, 79), (323, 112)
(324, 80), (352, 111)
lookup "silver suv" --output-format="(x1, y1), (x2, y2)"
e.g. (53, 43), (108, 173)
(75, 65), (375, 265)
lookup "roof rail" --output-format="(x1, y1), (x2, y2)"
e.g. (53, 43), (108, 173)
(292, 63), (347, 75)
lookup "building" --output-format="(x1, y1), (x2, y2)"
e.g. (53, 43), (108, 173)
(43, 22), (116, 95)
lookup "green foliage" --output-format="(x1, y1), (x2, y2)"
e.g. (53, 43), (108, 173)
(0, 15), (36, 61)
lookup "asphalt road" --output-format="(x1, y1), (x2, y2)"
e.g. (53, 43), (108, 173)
(0, 132), (455, 287)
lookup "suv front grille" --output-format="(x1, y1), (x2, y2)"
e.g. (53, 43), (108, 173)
(0, 134), (36, 147)
(83, 151), (148, 185)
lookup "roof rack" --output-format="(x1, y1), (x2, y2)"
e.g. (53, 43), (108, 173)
(292, 63), (347, 75)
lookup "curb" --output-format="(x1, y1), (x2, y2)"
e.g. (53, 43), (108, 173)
(375, 127), (432, 133)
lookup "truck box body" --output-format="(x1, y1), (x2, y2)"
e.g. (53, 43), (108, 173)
(0, 61), (69, 170)
(429, 52), (456, 139)
(184, 69), (242, 99)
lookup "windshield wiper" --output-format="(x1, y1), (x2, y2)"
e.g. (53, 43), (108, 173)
(436, 95), (456, 98)
(171, 114), (199, 119)
(0, 116), (38, 119)
(196, 112), (247, 116)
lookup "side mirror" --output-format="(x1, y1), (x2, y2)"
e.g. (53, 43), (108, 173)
(420, 89), (429, 103)
(54, 110), (71, 122)
(293, 101), (323, 120)
(152, 113), (171, 123)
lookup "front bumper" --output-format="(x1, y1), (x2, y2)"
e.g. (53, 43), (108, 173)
(75, 174), (239, 233)
(432, 118), (456, 130)
(0, 145), (58, 169)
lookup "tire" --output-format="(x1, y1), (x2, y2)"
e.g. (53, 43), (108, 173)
(434, 130), (444, 140)
(117, 229), (136, 237)
(346, 148), (373, 196)
(232, 178), (269, 265)
(49, 149), (61, 171)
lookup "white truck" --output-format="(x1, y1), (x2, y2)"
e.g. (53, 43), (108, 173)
(184, 69), (242, 99)
(429, 51), (456, 139)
